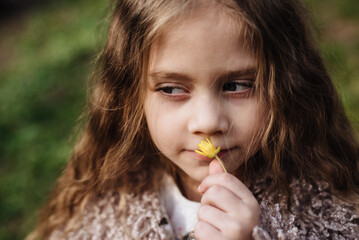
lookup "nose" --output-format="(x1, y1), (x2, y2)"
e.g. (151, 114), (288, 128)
(187, 95), (229, 136)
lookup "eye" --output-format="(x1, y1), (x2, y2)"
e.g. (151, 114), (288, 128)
(223, 81), (253, 93)
(158, 86), (187, 95)
(154, 84), (190, 100)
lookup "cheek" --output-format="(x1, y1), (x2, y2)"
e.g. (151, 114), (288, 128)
(144, 101), (184, 154)
(246, 105), (267, 149)
(234, 102), (265, 145)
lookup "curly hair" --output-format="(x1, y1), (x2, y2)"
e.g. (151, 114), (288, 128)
(28, 0), (359, 239)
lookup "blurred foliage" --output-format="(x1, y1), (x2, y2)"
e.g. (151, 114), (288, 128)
(0, 0), (108, 239)
(0, 0), (358, 239)
(308, 0), (359, 127)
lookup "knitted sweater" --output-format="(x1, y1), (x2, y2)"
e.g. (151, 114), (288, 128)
(50, 177), (359, 239)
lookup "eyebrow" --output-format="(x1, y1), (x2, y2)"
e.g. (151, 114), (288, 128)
(149, 71), (193, 82)
(149, 68), (257, 83)
(218, 68), (257, 81)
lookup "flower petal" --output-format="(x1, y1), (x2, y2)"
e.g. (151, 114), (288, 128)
(215, 146), (221, 154)
(195, 138), (221, 158)
(195, 150), (207, 156)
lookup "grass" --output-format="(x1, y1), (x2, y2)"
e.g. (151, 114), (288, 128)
(0, 0), (358, 239)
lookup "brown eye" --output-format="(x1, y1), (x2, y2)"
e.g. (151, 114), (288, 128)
(223, 81), (253, 92)
(158, 86), (186, 94)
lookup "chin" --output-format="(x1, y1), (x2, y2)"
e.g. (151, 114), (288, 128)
(186, 168), (209, 182)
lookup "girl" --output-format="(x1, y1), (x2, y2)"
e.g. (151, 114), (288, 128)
(28, 0), (359, 239)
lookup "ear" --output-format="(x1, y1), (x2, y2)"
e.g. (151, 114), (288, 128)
(209, 159), (224, 175)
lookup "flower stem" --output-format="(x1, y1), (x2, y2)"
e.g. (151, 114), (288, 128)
(215, 155), (227, 173)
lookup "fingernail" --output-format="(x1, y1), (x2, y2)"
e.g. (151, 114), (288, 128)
(197, 184), (203, 192)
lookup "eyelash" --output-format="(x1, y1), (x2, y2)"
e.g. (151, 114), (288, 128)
(155, 85), (189, 98)
(222, 81), (254, 94)
(155, 80), (254, 98)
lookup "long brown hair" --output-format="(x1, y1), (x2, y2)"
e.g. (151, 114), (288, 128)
(28, 0), (359, 239)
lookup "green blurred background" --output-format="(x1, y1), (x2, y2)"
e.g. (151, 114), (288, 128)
(0, 0), (358, 239)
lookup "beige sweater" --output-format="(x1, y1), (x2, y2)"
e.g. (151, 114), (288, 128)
(50, 177), (359, 239)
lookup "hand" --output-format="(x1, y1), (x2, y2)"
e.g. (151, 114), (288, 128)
(194, 160), (260, 240)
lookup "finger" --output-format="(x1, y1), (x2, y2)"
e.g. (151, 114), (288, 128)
(198, 173), (254, 201)
(194, 220), (222, 240)
(197, 205), (232, 231)
(209, 159), (224, 175)
(200, 184), (242, 213)
(201, 186), (260, 224)
(198, 205), (247, 240)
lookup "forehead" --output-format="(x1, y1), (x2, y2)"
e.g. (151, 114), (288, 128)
(148, 5), (256, 77)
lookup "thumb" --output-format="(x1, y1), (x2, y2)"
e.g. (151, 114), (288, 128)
(209, 159), (224, 175)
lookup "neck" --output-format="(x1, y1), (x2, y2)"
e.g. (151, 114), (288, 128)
(177, 172), (202, 202)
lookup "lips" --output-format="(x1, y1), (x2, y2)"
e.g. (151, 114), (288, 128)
(188, 147), (236, 161)
(190, 150), (213, 161)
(217, 149), (230, 158)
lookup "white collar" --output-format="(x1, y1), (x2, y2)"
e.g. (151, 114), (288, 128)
(160, 175), (201, 239)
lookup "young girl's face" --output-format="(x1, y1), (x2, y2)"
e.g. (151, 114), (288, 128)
(144, 7), (264, 188)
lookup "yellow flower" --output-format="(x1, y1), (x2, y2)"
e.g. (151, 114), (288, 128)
(195, 138), (220, 158)
(195, 138), (227, 172)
